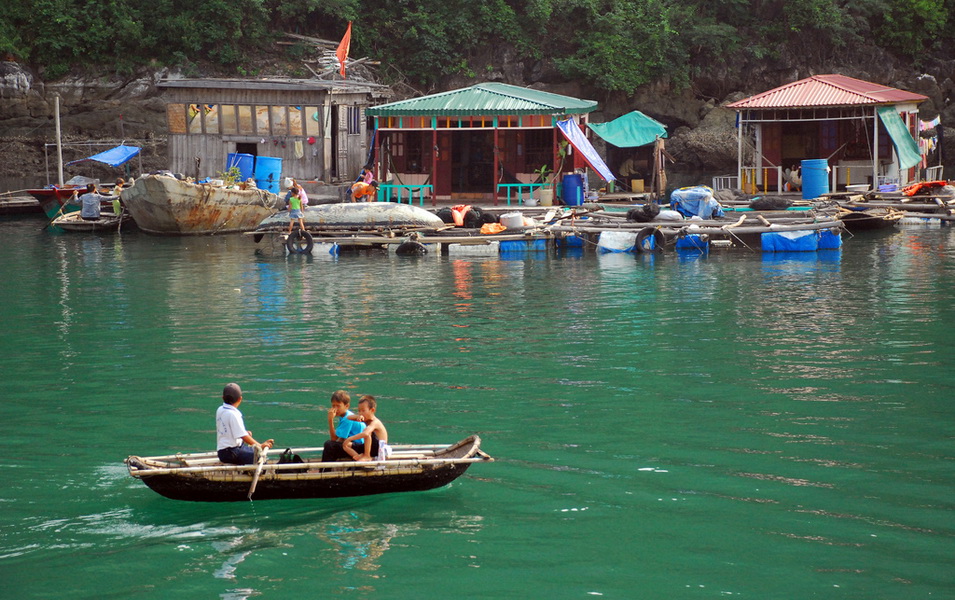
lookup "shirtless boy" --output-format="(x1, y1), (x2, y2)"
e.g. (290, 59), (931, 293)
(343, 395), (390, 462)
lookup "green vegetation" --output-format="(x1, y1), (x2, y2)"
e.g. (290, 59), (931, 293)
(1, 0), (952, 91)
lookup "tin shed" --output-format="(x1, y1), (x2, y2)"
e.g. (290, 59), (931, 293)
(158, 78), (390, 185)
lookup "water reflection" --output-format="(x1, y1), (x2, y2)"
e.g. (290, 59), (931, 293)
(315, 511), (400, 571)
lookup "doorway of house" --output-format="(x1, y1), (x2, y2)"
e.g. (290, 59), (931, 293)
(451, 130), (493, 195)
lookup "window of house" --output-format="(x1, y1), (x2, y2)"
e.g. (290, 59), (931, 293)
(220, 105), (238, 135)
(271, 106), (288, 135)
(167, 104), (187, 134)
(237, 106), (255, 134)
(289, 106), (303, 136)
(347, 106), (361, 135)
(304, 107), (321, 137)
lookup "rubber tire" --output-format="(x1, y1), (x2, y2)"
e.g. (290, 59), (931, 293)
(635, 227), (665, 253)
(286, 230), (314, 254)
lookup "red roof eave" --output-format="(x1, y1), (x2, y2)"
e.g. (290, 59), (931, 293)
(727, 74), (927, 110)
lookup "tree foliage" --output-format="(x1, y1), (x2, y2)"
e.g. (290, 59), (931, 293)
(0, 0), (951, 89)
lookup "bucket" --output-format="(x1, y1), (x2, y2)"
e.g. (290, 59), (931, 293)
(631, 179), (645, 193)
(226, 153), (254, 182)
(801, 159), (829, 200)
(538, 188), (553, 206)
(254, 156), (282, 193)
(500, 212), (524, 229)
(562, 174), (584, 206)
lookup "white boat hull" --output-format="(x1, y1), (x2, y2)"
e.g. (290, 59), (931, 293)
(256, 201), (446, 231)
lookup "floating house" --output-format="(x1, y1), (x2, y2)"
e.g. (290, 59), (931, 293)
(727, 75), (928, 193)
(366, 83), (608, 204)
(158, 78), (390, 187)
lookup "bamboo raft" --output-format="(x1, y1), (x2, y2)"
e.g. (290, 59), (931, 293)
(126, 435), (492, 502)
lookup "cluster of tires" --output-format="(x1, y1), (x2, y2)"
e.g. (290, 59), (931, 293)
(434, 206), (499, 228)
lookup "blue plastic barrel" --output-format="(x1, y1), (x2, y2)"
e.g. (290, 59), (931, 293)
(226, 153), (254, 182)
(254, 156), (282, 193)
(801, 159), (829, 200)
(562, 174), (583, 206)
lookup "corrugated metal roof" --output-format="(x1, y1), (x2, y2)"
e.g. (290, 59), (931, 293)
(158, 77), (388, 93)
(727, 75), (927, 109)
(367, 82), (597, 117)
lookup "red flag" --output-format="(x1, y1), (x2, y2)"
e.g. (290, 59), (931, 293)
(336, 22), (352, 79)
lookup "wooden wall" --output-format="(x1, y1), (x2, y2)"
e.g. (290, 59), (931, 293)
(161, 86), (371, 183)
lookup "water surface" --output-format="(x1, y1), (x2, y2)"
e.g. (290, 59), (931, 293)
(1, 217), (952, 598)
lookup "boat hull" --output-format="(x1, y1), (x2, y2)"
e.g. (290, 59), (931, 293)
(28, 187), (82, 218)
(122, 174), (281, 235)
(837, 208), (903, 231)
(138, 461), (474, 502)
(127, 435), (490, 502)
(256, 201), (446, 231)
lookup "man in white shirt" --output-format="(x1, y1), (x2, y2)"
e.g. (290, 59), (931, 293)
(216, 383), (274, 465)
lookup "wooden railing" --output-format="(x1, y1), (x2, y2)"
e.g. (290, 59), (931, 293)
(497, 183), (544, 205)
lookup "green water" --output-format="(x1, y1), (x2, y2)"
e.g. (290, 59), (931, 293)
(1, 217), (952, 598)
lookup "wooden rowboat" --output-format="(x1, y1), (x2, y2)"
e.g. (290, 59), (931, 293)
(836, 207), (904, 231)
(52, 210), (125, 232)
(125, 435), (492, 502)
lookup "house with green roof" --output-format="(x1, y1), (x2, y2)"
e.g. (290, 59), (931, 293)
(366, 83), (600, 204)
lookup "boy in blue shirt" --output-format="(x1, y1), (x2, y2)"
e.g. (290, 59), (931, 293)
(322, 390), (365, 462)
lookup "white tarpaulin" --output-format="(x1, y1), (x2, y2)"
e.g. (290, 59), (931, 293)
(556, 118), (615, 182)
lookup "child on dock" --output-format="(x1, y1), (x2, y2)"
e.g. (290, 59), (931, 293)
(287, 187), (305, 234)
(344, 395), (390, 462)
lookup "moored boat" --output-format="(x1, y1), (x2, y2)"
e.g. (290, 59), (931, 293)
(255, 201), (447, 232)
(51, 210), (127, 232)
(125, 435), (492, 502)
(837, 207), (904, 231)
(121, 174), (282, 235)
(28, 185), (81, 218)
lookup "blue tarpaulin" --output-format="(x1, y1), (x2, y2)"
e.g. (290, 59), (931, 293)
(67, 145), (141, 167)
(670, 186), (724, 219)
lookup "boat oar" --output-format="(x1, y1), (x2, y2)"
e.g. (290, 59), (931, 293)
(247, 445), (269, 500)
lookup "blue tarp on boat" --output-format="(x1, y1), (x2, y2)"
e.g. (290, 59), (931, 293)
(67, 145), (141, 167)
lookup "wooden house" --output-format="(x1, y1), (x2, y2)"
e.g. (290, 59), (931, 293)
(727, 75), (928, 193)
(158, 78), (390, 184)
(366, 83), (599, 204)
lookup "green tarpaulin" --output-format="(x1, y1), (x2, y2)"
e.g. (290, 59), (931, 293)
(877, 106), (922, 170)
(587, 110), (667, 148)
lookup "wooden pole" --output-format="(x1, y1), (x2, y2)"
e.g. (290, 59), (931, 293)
(872, 107), (879, 188)
(55, 96), (64, 186)
(493, 125), (499, 206)
(431, 127), (438, 207)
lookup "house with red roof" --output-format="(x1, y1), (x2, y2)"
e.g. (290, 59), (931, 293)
(727, 75), (928, 194)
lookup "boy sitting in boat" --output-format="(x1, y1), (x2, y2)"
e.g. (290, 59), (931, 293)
(343, 395), (390, 462)
(322, 390), (367, 461)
